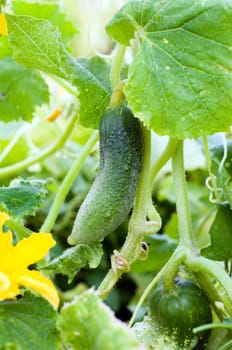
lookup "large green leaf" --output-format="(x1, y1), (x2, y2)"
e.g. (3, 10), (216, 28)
(57, 290), (143, 350)
(42, 243), (103, 283)
(106, 0), (232, 139)
(0, 292), (60, 350)
(6, 14), (110, 128)
(0, 57), (49, 122)
(0, 178), (50, 218)
(11, 0), (78, 46)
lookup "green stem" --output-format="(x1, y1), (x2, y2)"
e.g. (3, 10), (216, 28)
(206, 328), (231, 350)
(194, 323), (232, 333)
(0, 124), (29, 165)
(149, 137), (179, 191)
(122, 126), (160, 255)
(202, 135), (221, 203)
(48, 74), (79, 97)
(0, 103), (77, 181)
(128, 246), (186, 327)
(193, 271), (226, 320)
(128, 126), (152, 233)
(146, 137), (179, 223)
(98, 125), (161, 297)
(40, 131), (98, 232)
(187, 255), (232, 316)
(110, 44), (126, 90)
(172, 140), (197, 249)
(218, 339), (232, 350)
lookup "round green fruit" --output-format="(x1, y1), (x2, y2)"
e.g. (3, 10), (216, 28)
(150, 278), (212, 346)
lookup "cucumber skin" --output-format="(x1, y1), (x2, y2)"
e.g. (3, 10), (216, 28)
(68, 106), (143, 245)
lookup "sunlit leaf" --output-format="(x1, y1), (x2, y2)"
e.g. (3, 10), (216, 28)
(107, 0), (232, 139)
(6, 14), (110, 128)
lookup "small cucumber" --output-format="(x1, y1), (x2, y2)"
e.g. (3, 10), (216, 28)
(68, 106), (143, 245)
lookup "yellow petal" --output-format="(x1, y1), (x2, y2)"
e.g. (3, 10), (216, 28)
(0, 271), (10, 292)
(0, 14), (7, 36)
(14, 233), (56, 267)
(0, 271), (19, 301)
(0, 231), (13, 254)
(18, 270), (59, 309)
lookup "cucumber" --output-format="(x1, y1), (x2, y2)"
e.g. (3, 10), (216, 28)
(68, 106), (143, 245)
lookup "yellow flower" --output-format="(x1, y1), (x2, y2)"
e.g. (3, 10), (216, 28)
(0, 212), (59, 308)
(0, 13), (7, 36)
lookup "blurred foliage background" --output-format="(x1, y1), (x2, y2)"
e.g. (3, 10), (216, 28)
(0, 0), (221, 323)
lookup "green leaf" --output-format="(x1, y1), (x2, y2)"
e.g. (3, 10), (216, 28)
(0, 57), (49, 122)
(11, 0), (78, 46)
(210, 140), (232, 207)
(6, 14), (74, 78)
(77, 56), (111, 95)
(6, 14), (111, 129)
(107, 0), (232, 139)
(131, 234), (177, 274)
(57, 290), (143, 350)
(0, 178), (50, 218)
(0, 291), (60, 350)
(74, 56), (111, 126)
(202, 204), (232, 261)
(42, 243), (103, 283)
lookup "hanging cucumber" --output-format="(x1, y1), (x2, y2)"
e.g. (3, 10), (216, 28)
(68, 106), (143, 245)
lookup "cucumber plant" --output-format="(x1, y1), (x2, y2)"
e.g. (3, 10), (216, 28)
(1, 0), (232, 350)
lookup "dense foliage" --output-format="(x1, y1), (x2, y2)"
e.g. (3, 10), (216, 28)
(1, 0), (232, 349)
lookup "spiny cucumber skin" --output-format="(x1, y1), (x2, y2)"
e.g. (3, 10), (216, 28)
(68, 106), (143, 245)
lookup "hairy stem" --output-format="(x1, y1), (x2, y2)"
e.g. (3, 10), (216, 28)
(40, 131), (98, 232)
(187, 255), (232, 316)
(110, 44), (126, 90)
(149, 137), (179, 191)
(172, 140), (197, 249)
(129, 246), (186, 327)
